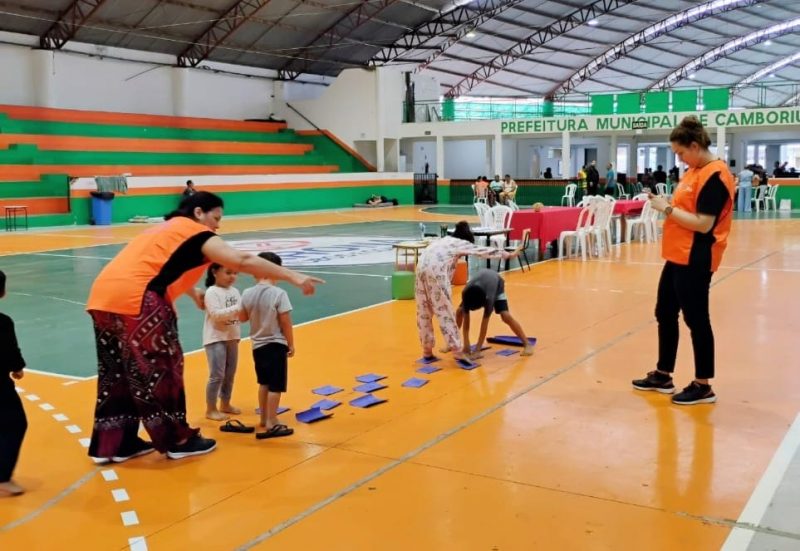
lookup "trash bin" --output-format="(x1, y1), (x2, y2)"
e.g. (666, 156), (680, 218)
(90, 191), (115, 225)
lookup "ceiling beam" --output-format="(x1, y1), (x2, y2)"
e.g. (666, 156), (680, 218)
(278, 0), (400, 79)
(650, 17), (800, 90)
(177, 0), (272, 67)
(443, 0), (638, 98)
(548, 0), (769, 98)
(731, 51), (800, 94)
(40, 0), (109, 50)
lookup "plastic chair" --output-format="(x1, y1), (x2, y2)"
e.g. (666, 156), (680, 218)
(752, 186), (767, 212)
(561, 183), (577, 207)
(616, 183), (630, 200)
(559, 206), (595, 261)
(489, 205), (513, 249)
(497, 228), (531, 272)
(765, 184), (779, 211)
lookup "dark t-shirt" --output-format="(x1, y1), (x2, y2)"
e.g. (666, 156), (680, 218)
(0, 313), (25, 376)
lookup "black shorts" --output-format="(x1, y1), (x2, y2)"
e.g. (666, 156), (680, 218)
(253, 343), (288, 392)
(494, 299), (509, 314)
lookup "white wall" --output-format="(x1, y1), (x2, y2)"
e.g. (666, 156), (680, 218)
(0, 37), (274, 119)
(444, 139), (490, 179)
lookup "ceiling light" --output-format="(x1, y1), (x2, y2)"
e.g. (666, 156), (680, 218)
(466, 31), (476, 38)
(765, 40), (773, 46)
(588, 19), (599, 26)
(770, 73), (776, 77)
(688, 73), (696, 79)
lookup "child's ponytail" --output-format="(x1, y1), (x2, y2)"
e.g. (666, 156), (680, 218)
(205, 263), (221, 288)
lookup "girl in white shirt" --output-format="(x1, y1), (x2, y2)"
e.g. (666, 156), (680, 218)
(203, 264), (242, 421)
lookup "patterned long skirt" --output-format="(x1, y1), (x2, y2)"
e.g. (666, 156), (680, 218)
(88, 290), (198, 458)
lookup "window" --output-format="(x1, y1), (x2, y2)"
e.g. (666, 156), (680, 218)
(616, 145), (629, 174)
(637, 147), (646, 174)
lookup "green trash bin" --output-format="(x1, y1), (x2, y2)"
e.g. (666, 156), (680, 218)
(391, 271), (415, 300)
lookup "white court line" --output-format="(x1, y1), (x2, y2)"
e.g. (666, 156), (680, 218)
(300, 269), (390, 279)
(52, 413), (69, 422)
(111, 489), (130, 503)
(120, 511), (140, 527)
(14, 387), (24, 393)
(128, 536), (148, 551)
(63, 380), (80, 386)
(10, 292), (86, 307)
(78, 438), (90, 448)
(65, 424), (81, 434)
(38, 403), (55, 411)
(721, 413), (800, 551)
(25, 368), (94, 381)
(29, 252), (113, 261)
(101, 469), (119, 482)
(24, 394), (40, 402)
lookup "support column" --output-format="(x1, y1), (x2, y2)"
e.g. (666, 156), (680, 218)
(375, 68), (386, 172)
(436, 135), (445, 178)
(561, 131), (571, 178)
(170, 67), (189, 117)
(494, 132), (503, 176)
(609, 134), (618, 173)
(485, 138), (493, 176)
(716, 126), (727, 162)
(30, 49), (56, 108)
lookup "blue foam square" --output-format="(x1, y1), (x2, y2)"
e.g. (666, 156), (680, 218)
(349, 394), (387, 408)
(312, 385), (343, 396)
(402, 377), (428, 388)
(354, 382), (387, 393)
(416, 365), (442, 375)
(295, 407), (332, 424)
(310, 399), (341, 411)
(355, 373), (387, 383)
(416, 356), (440, 364)
(456, 358), (480, 370)
(496, 349), (519, 357)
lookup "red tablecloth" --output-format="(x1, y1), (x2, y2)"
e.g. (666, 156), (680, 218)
(510, 207), (581, 252)
(614, 199), (645, 216)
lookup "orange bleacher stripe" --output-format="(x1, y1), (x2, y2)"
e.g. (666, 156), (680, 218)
(0, 135), (312, 155)
(0, 105), (286, 133)
(0, 197), (69, 214)
(0, 165), (339, 181)
(70, 180), (413, 197)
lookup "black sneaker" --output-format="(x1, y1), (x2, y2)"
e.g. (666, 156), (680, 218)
(632, 371), (675, 394)
(166, 434), (217, 460)
(672, 382), (716, 405)
(112, 437), (156, 463)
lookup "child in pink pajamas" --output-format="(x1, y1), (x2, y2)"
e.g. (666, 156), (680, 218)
(416, 221), (514, 362)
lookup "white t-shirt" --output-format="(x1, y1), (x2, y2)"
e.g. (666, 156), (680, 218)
(202, 285), (242, 346)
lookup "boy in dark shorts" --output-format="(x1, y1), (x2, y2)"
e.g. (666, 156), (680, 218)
(458, 269), (534, 358)
(240, 252), (295, 439)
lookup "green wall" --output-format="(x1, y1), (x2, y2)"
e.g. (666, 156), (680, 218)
(72, 184), (414, 225)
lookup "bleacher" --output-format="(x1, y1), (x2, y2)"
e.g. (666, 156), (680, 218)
(0, 105), (372, 226)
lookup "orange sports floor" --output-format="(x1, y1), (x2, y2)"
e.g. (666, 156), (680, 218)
(0, 206), (798, 550)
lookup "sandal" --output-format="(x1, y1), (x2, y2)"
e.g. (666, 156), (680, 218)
(220, 420), (255, 434)
(255, 424), (294, 439)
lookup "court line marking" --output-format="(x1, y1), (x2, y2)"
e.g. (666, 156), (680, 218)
(10, 292), (87, 307)
(721, 412), (800, 551)
(0, 469), (99, 532)
(235, 249), (780, 548)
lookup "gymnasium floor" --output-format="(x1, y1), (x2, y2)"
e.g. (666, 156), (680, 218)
(0, 206), (798, 550)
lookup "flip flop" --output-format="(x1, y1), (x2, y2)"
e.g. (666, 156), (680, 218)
(256, 424), (294, 439)
(220, 420), (254, 434)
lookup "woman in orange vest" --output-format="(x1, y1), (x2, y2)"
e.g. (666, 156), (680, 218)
(86, 192), (323, 462)
(632, 116), (735, 405)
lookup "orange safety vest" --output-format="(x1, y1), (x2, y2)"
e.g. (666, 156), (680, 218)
(662, 159), (735, 272)
(87, 217), (213, 315)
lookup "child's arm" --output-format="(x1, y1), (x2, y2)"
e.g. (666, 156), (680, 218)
(205, 289), (242, 323)
(0, 316), (26, 379)
(278, 311), (294, 357)
(476, 314), (491, 351)
(461, 307), (471, 356)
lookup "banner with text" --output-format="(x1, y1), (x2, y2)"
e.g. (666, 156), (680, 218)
(500, 107), (800, 135)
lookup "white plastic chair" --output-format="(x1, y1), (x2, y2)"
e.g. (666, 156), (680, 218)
(472, 184), (487, 204)
(752, 186), (767, 212)
(616, 183), (629, 200)
(561, 183), (577, 207)
(489, 205), (513, 249)
(765, 184), (779, 211)
(632, 193), (649, 201)
(474, 202), (492, 228)
(655, 183), (668, 195)
(506, 198), (519, 211)
(558, 205), (595, 261)
(625, 201), (656, 242)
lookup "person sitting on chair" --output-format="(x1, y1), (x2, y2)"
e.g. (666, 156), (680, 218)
(499, 174), (518, 205)
(183, 180), (197, 197)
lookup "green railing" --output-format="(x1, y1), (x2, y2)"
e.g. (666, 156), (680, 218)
(403, 83), (800, 123)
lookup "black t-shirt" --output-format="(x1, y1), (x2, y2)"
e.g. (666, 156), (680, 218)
(146, 231), (216, 295)
(689, 172), (730, 271)
(0, 313), (25, 376)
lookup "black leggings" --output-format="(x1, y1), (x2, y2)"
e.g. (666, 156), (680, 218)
(655, 262), (715, 380)
(0, 380), (27, 482)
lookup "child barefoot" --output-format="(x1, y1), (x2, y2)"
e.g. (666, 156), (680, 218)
(0, 270), (27, 496)
(203, 264), (242, 421)
(458, 269), (534, 358)
(240, 253), (295, 439)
